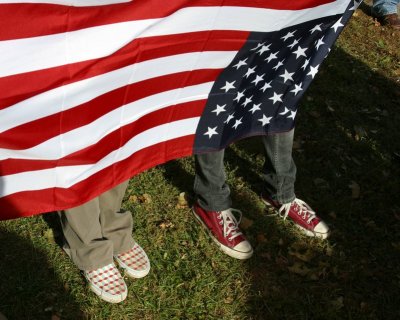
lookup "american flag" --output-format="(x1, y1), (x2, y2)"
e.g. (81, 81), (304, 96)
(0, 0), (360, 220)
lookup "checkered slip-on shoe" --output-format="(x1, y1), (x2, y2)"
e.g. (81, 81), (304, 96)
(114, 242), (151, 279)
(84, 263), (128, 303)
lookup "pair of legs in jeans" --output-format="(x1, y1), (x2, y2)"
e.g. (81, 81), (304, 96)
(192, 129), (329, 260)
(195, 130), (296, 211)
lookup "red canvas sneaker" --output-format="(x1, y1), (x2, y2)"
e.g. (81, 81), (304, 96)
(192, 202), (253, 259)
(84, 263), (128, 303)
(114, 242), (151, 279)
(262, 195), (329, 239)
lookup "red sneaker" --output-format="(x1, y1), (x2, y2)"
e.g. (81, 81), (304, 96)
(192, 203), (253, 259)
(262, 195), (329, 239)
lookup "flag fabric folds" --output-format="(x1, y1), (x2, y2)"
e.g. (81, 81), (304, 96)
(0, 0), (360, 219)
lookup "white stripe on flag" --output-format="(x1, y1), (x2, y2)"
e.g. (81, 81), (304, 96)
(0, 2), (349, 78)
(0, 51), (236, 133)
(0, 117), (199, 197)
(0, 82), (213, 160)
(0, 0), (132, 6)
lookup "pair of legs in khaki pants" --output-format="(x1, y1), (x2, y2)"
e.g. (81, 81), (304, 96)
(58, 180), (150, 303)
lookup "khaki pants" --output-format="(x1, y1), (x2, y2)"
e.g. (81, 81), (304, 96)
(58, 181), (134, 270)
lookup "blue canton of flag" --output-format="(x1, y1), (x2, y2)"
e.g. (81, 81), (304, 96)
(194, 0), (362, 153)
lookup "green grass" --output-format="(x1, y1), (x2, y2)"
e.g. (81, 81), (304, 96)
(1, 6), (399, 320)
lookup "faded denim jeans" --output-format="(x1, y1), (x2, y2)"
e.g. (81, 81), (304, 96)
(372, 0), (400, 16)
(194, 129), (296, 211)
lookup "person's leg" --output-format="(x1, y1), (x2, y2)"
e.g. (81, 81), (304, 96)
(261, 129), (329, 239)
(58, 196), (113, 271)
(194, 150), (232, 211)
(372, 0), (399, 16)
(193, 151), (252, 259)
(58, 185), (129, 303)
(98, 180), (151, 279)
(98, 180), (135, 255)
(261, 129), (297, 204)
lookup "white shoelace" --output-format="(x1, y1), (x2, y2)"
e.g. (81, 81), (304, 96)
(218, 209), (243, 241)
(279, 198), (316, 224)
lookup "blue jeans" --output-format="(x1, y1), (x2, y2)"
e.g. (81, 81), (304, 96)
(372, 0), (399, 16)
(194, 130), (296, 211)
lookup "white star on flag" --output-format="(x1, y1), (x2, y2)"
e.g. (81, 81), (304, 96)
(315, 38), (325, 50)
(310, 23), (323, 34)
(292, 46), (307, 59)
(233, 90), (246, 102)
(288, 38), (300, 49)
(211, 104), (227, 116)
(290, 83), (303, 95)
(287, 110), (297, 119)
(272, 59), (285, 70)
(257, 44), (271, 55)
(301, 58), (310, 70)
(221, 81), (236, 92)
(232, 117), (243, 129)
(332, 18), (344, 32)
(204, 126), (218, 138)
(281, 31), (295, 41)
(269, 92), (283, 104)
(279, 107), (290, 115)
(249, 103), (262, 114)
(232, 58), (248, 70)
(307, 65), (319, 78)
(250, 42), (265, 51)
(224, 113), (235, 124)
(244, 67), (256, 78)
(251, 74), (265, 86)
(258, 114), (273, 126)
(265, 51), (278, 63)
(260, 81), (272, 92)
(241, 96), (253, 107)
(279, 69), (294, 83)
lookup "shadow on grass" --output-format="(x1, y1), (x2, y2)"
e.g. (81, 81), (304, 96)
(161, 43), (400, 319)
(0, 224), (84, 320)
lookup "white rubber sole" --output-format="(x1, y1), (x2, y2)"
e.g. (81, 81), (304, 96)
(85, 276), (127, 304)
(192, 209), (253, 260)
(114, 255), (150, 279)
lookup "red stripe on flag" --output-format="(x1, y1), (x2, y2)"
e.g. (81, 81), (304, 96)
(0, 99), (206, 175)
(0, 0), (335, 40)
(0, 135), (195, 219)
(0, 30), (248, 110)
(0, 69), (217, 150)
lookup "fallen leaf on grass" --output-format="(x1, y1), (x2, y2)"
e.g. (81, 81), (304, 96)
(128, 195), (138, 203)
(224, 296), (234, 304)
(159, 221), (174, 230)
(287, 262), (311, 276)
(141, 193), (152, 203)
(51, 315), (61, 320)
(288, 247), (315, 262)
(349, 181), (360, 199)
(176, 192), (189, 209)
(331, 296), (344, 309)
(240, 217), (253, 230)
(256, 233), (267, 244)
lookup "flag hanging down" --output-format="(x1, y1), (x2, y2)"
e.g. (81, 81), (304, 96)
(0, 0), (361, 219)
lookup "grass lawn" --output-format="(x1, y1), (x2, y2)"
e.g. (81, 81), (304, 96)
(1, 3), (399, 320)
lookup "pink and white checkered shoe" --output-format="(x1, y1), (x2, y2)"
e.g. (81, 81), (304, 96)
(84, 263), (127, 303)
(114, 242), (150, 278)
